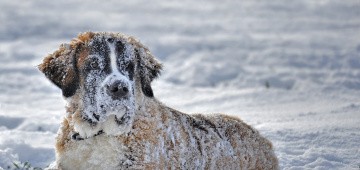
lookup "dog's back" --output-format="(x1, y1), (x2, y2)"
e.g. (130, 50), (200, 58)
(123, 100), (278, 169)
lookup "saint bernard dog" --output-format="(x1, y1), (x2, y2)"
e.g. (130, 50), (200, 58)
(39, 32), (278, 170)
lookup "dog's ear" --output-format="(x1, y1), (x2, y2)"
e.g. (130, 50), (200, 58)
(134, 47), (162, 98)
(38, 44), (80, 97)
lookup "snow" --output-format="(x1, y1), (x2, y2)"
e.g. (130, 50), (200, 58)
(0, 0), (360, 169)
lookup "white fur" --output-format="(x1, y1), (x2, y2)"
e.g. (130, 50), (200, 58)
(108, 42), (119, 74)
(56, 135), (126, 170)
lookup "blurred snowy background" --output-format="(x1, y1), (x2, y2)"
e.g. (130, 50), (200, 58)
(0, 0), (360, 169)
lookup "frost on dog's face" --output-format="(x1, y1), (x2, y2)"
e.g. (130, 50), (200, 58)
(39, 32), (162, 137)
(77, 36), (136, 125)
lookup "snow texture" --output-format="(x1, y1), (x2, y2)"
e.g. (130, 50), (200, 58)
(0, 0), (359, 169)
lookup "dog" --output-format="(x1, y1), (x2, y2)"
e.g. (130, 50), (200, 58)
(39, 32), (278, 169)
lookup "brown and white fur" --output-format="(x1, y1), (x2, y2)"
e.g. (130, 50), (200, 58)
(39, 32), (278, 170)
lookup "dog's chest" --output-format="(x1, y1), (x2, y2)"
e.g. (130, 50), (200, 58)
(59, 136), (129, 170)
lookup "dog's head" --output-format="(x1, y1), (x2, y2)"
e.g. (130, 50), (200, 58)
(39, 32), (162, 138)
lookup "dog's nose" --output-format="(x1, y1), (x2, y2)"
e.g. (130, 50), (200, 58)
(106, 80), (129, 99)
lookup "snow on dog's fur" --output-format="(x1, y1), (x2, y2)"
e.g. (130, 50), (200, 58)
(39, 32), (278, 169)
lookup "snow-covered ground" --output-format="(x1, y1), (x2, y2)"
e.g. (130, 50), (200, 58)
(1, 0), (360, 169)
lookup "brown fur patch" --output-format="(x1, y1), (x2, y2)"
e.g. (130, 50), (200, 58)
(76, 47), (89, 69)
(56, 118), (71, 154)
(77, 32), (95, 43)
(38, 44), (68, 73)
(132, 118), (158, 146)
(70, 32), (95, 48)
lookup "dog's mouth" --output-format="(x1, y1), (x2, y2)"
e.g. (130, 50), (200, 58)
(82, 104), (129, 125)
(73, 109), (132, 140)
(72, 130), (104, 141)
(73, 113), (127, 141)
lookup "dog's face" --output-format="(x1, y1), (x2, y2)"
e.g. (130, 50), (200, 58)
(39, 32), (162, 138)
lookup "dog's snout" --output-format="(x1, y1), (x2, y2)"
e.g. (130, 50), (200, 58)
(106, 80), (129, 99)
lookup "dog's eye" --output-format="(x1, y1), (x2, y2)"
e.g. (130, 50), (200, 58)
(91, 61), (99, 69)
